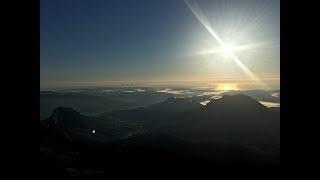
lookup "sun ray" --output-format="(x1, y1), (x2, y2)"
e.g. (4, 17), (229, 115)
(184, 0), (268, 89)
(194, 41), (278, 57)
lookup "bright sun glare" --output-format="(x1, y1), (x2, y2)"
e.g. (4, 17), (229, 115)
(220, 42), (236, 58)
(184, 0), (270, 89)
(216, 83), (238, 91)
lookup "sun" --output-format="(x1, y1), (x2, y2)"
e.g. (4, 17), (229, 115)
(220, 42), (236, 58)
(185, 0), (271, 89)
(196, 41), (238, 58)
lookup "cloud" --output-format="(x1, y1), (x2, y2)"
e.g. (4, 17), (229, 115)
(259, 101), (280, 108)
(134, 89), (146, 92)
(211, 95), (222, 99)
(102, 89), (117, 93)
(271, 92), (280, 97)
(199, 95), (222, 105)
(197, 91), (227, 96)
(200, 100), (210, 106)
(123, 89), (146, 93)
(156, 88), (188, 95)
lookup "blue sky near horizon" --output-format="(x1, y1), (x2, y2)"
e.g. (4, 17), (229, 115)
(41, 0), (279, 90)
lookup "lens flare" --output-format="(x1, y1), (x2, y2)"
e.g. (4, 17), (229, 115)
(184, 0), (268, 89)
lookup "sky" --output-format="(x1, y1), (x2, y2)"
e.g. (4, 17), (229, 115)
(40, 0), (280, 90)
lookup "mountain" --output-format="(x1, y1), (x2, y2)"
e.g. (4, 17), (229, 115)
(221, 90), (280, 103)
(101, 94), (279, 151)
(43, 107), (83, 129)
(147, 97), (201, 112)
(205, 94), (267, 111)
(40, 91), (135, 120)
(269, 106), (280, 112)
(164, 94), (280, 151)
(40, 94), (280, 176)
(101, 97), (202, 133)
(40, 107), (139, 144)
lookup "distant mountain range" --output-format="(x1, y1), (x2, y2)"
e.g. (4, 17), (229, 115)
(40, 88), (280, 120)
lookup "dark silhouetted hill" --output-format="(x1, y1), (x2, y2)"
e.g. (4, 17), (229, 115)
(163, 95), (280, 152)
(40, 107), (139, 144)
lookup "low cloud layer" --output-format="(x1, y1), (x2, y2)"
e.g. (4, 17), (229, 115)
(156, 88), (188, 95)
(259, 101), (280, 108)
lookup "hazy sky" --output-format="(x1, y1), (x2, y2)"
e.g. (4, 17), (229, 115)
(41, 0), (279, 90)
